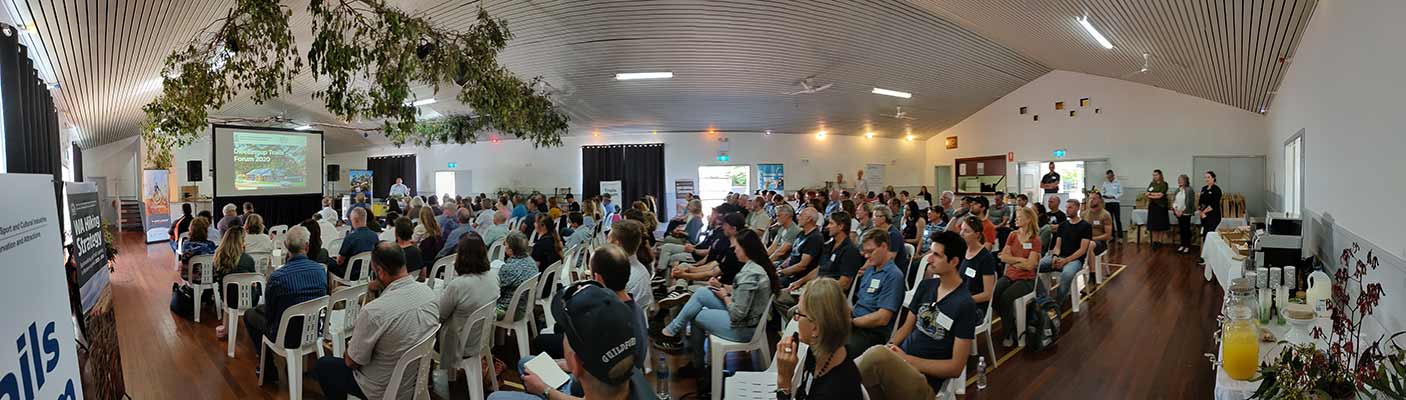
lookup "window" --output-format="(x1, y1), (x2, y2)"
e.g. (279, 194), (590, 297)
(697, 165), (749, 219)
(1284, 134), (1303, 217)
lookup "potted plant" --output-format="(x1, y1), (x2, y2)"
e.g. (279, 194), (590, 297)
(1250, 243), (1402, 399)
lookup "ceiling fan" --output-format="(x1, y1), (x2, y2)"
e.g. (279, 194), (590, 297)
(1121, 52), (1152, 78)
(785, 76), (833, 95)
(882, 106), (916, 121)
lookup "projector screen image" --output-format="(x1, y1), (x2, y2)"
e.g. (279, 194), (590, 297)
(233, 132), (307, 190)
(213, 126), (324, 196)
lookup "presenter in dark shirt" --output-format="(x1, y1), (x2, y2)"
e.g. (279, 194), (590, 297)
(1040, 162), (1061, 194)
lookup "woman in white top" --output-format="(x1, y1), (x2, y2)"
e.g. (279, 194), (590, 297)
(242, 213), (275, 254)
(1172, 174), (1197, 254)
(437, 233), (501, 375)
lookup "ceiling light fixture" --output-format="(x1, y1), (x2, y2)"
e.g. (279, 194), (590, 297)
(816, 130), (827, 139)
(593, 130), (601, 137)
(651, 130), (657, 135)
(615, 72), (673, 80)
(408, 98), (437, 107)
(865, 131), (875, 139)
(1077, 16), (1114, 49)
(294, 124), (313, 131)
(905, 134), (915, 142)
(871, 87), (912, 99)
(764, 130), (773, 135)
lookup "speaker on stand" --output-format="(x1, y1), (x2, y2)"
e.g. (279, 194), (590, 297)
(187, 160), (203, 182)
(326, 164), (341, 195)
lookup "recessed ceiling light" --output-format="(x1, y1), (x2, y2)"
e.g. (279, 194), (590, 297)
(905, 134), (915, 141)
(865, 131), (875, 139)
(765, 130), (773, 135)
(615, 72), (673, 80)
(1077, 16), (1114, 49)
(871, 88), (912, 99)
(294, 125), (313, 131)
(408, 98), (437, 107)
(816, 130), (827, 139)
(650, 130), (657, 135)
(593, 130), (600, 137)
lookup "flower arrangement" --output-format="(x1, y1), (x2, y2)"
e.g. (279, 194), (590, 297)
(1250, 242), (1402, 399)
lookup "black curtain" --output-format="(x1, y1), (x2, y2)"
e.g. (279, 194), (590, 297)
(0, 24), (63, 219)
(581, 144), (665, 221)
(367, 154), (416, 198)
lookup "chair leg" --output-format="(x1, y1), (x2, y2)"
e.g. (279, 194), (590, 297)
(710, 346), (724, 400)
(1014, 299), (1027, 348)
(466, 357), (485, 400)
(287, 353), (303, 400)
(258, 345), (267, 384)
(514, 324), (530, 361)
(983, 331), (997, 363)
(956, 367), (967, 395)
(216, 290), (224, 321)
(194, 288), (203, 323)
(331, 334), (344, 358)
(227, 310), (239, 358)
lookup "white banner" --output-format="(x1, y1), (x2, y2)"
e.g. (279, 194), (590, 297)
(864, 163), (887, 192)
(600, 180), (622, 199)
(0, 174), (84, 399)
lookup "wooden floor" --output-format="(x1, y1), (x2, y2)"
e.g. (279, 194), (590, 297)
(110, 232), (1220, 399)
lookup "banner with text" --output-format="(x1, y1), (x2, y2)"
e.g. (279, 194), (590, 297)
(0, 174), (85, 399)
(65, 182), (108, 314)
(673, 179), (695, 216)
(600, 181), (622, 199)
(141, 169), (171, 243)
(758, 164), (785, 191)
(865, 163), (887, 192)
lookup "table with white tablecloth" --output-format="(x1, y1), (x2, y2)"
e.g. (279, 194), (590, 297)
(1200, 232), (1246, 289)
(1130, 209), (1247, 244)
(1212, 319), (1331, 399)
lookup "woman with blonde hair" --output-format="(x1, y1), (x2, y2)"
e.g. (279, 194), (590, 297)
(993, 207), (1043, 346)
(211, 226), (256, 287)
(581, 198), (601, 227)
(776, 278), (864, 400)
(242, 213), (274, 254)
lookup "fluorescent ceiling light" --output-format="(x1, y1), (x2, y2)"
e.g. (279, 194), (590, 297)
(409, 98), (437, 107)
(294, 125), (313, 131)
(615, 72), (673, 80)
(871, 88), (911, 99)
(1078, 16), (1114, 49)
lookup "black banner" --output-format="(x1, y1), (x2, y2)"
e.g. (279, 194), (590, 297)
(66, 182), (108, 314)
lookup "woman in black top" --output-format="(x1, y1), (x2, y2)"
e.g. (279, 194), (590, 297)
(776, 278), (864, 400)
(1146, 169), (1172, 248)
(530, 214), (563, 272)
(1197, 171), (1223, 236)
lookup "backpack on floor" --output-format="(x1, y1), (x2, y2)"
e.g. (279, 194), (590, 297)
(1024, 279), (1062, 351)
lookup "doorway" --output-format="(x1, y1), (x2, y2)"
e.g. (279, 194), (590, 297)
(934, 165), (953, 194)
(434, 170), (472, 200)
(697, 165), (750, 219)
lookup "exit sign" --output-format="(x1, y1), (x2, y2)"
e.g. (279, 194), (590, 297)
(1053, 149), (1067, 158)
(447, 162), (458, 168)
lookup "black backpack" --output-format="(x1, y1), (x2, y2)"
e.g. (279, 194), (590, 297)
(1024, 279), (1062, 351)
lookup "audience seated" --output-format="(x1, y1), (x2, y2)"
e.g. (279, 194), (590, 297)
(335, 207), (378, 278)
(319, 196), (340, 223)
(869, 207), (909, 279)
(1085, 196), (1114, 256)
(217, 203), (241, 233)
(479, 212), (510, 248)
(475, 198), (496, 228)
(563, 212), (591, 250)
(169, 203), (194, 251)
(1039, 195), (1068, 250)
(660, 212), (747, 301)
(777, 208), (824, 289)
(245, 226), (328, 385)
(776, 278), (865, 400)
(656, 229), (778, 376)
(854, 202), (874, 234)
(438, 203), (460, 238)
(393, 217), (424, 278)
(993, 207), (1043, 346)
(843, 228), (906, 356)
(179, 217), (217, 265)
(437, 208), (476, 259)
(531, 214), (564, 272)
(243, 214), (275, 255)
(437, 232), (500, 378)
(957, 217), (998, 319)
(415, 207), (444, 272)
(785, 211), (861, 294)
(300, 219), (336, 269)
(609, 220), (655, 311)
(1039, 199), (1093, 304)
(658, 210), (722, 269)
(581, 198), (601, 228)
(314, 242), (439, 400)
(857, 231), (977, 400)
(746, 196), (771, 236)
(922, 206), (948, 250)
(496, 232), (538, 320)
(211, 226), (257, 288)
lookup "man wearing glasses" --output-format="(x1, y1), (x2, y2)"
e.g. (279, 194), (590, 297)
(843, 229), (907, 357)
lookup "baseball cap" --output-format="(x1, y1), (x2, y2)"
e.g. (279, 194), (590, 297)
(552, 281), (638, 385)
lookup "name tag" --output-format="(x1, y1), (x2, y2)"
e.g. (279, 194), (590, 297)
(830, 254), (837, 263)
(1022, 242), (1033, 250)
(868, 278), (881, 293)
(964, 267), (977, 278)
(1148, 187), (1156, 192)
(1093, 220), (1102, 226)
(935, 312), (954, 330)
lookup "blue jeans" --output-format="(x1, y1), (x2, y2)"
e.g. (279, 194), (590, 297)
(664, 287), (754, 366)
(1038, 254), (1084, 302)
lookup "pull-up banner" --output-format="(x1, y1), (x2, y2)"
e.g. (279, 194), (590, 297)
(65, 182), (109, 314)
(0, 174), (84, 399)
(141, 169), (171, 243)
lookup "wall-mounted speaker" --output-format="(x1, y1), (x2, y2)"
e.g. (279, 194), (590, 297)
(187, 160), (202, 182)
(327, 164), (341, 181)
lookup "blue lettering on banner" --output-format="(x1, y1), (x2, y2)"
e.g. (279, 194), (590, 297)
(0, 321), (77, 400)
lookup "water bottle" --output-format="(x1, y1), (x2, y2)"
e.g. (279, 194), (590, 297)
(976, 356), (988, 390)
(655, 350), (671, 399)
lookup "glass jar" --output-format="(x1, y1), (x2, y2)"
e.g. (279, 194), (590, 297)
(1222, 278), (1261, 380)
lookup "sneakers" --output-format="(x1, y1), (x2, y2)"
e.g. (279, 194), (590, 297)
(651, 274), (669, 288)
(653, 332), (686, 354)
(657, 289), (692, 309)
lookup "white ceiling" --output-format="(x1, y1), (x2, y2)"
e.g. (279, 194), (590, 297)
(4, 0), (1317, 152)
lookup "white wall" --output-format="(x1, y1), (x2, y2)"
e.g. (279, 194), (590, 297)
(1265, 0), (1406, 260)
(80, 136), (142, 198)
(327, 132), (928, 217)
(924, 70), (1266, 195)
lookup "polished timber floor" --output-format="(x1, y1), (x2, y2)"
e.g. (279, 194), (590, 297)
(110, 232), (1220, 399)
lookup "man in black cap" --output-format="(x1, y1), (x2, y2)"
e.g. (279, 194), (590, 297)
(492, 267), (648, 400)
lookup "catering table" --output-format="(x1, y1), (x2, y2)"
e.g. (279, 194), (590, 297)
(1131, 209), (1247, 244)
(1213, 319), (1330, 399)
(1200, 232), (1246, 290)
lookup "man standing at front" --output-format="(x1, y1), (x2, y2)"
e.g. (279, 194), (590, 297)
(1040, 162), (1061, 195)
(389, 177), (411, 198)
(1101, 169), (1124, 240)
(314, 242), (439, 400)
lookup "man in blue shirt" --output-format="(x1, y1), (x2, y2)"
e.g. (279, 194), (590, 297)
(436, 208), (476, 259)
(436, 203), (459, 239)
(244, 226), (328, 383)
(335, 207), (380, 279)
(602, 194), (618, 215)
(871, 206), (909, 275)
(845, 228), (907, 356)
(510, 195), (528, 220)
(857, 230), (977, 399)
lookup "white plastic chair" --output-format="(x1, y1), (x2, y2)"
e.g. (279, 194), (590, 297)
(325, 237), (344, 256)
(444, 303), (498, 400)
(184, 254), (222, 323)
(248, 251), (276, 278)
(904, 243), (916, 264)
(326, 284), (368, 358)
(939, 366), (965, 399)
(223, 273), (265, 358)
(268, 224), (290, 251)
(709, 295), (773, 400)
(972, 301), (997, 365)
(1012, 290), (1037, 348)
(532, 261), (564, 335)
(494, 274), (541, 361)
(383, 324), (440, 400)
(176, 232), (190, 257)
(332, 251), (372, 287)
(487, 241), (506, 262)
(259, 296), (329, 400)
(426, 254), (456, 290)
(1090, 247), (1111, 284)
